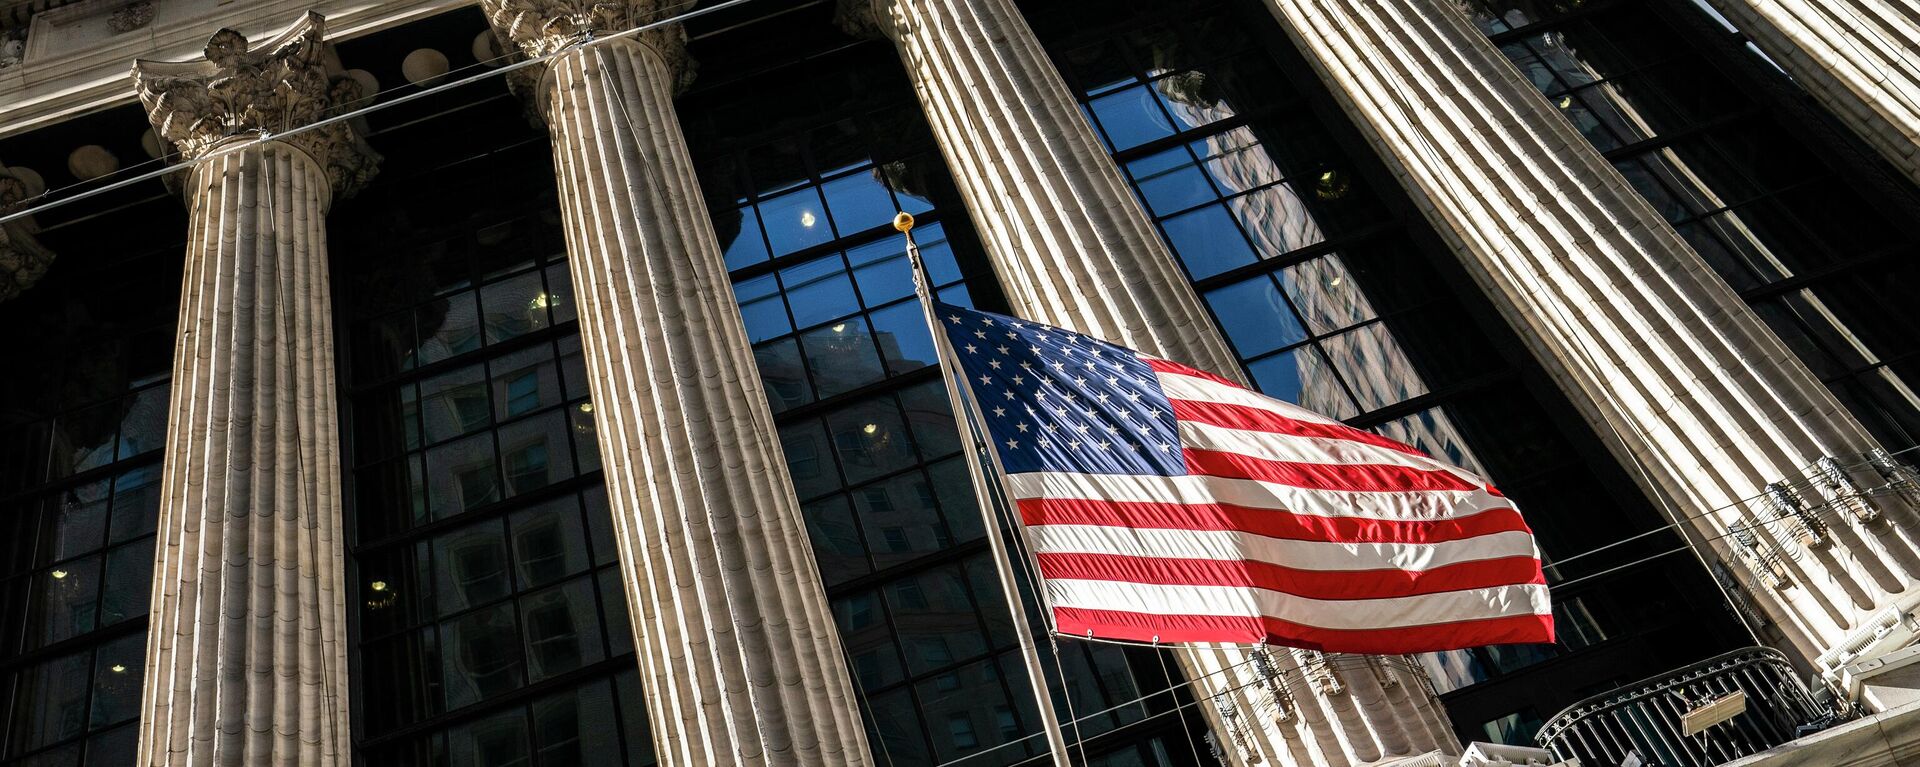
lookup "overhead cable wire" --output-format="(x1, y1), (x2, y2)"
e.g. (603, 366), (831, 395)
(0, 0), (759, 228)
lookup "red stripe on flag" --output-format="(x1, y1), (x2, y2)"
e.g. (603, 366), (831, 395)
(1034, 552), (1545, 600)
(1017, 497), (1531, 544)
(1169, 399), (1425, 457)
(1144, 357), (1242, 388)
(1183, 449), (1480, 493)
(1051, 607), (1556, 654)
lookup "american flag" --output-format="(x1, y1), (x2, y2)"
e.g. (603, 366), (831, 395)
(933, 301), (1554, 653)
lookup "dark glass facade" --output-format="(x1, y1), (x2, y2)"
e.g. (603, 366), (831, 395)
(1020, 0), (1749, 746)
(327, 12), (653, 764)
(1469, 0), (1920, 452)
(0, 105), (178, 766)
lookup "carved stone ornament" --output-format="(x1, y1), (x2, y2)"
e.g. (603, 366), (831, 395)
(108, 1), (154, 34)
(479, 0), (693, 90)
(0, 175), (55, 302)
(131, 12), (379, 198)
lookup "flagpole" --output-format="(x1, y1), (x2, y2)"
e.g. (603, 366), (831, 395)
(894, 212), (1074, 765)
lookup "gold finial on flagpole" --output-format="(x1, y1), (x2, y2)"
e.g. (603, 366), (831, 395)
(892, 211), (915, 232)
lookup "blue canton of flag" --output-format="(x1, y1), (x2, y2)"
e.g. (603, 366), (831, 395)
(934, 303), (1182, 477)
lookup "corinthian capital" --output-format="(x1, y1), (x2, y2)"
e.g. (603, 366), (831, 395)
(479, 0), (691, 90)
(131, 11), (379, 198)
(0, 173), (54, 302)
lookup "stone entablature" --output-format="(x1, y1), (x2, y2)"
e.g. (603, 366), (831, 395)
(0, 0), (466, 140)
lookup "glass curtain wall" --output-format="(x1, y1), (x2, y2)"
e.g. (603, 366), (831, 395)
(1018, 0), (1750, 746)
(681, 5), (1211, 763)
(1467, 0), (1920, 452)
(330, 11), (653, 765)
(0, 105), (179, 767)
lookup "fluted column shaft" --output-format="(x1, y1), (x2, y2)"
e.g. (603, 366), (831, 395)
(136, 139), (349, 767)
(1259, 0), (1920, 667)
(509, 26), (870, 766)
(130, 13), (372, 765)
(1704, 0), (1920, 186)
(857, 0), (1459, 763)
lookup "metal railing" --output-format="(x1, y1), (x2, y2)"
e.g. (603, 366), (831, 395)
(1537, 647), (1847, 767)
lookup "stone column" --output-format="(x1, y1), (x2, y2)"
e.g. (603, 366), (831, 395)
(1259, 0), (1920, 673)
(130, 12), (375, 766)
(1701, 0), (1920, 187)
(840, 0), (1460, 764)
(478, 3), (871, 765)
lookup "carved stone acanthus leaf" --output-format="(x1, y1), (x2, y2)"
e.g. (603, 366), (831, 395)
(832, 0), (885, 40)
(479, 0), (693, 91)
(0, 175), (55, 302)
(131, 12), (380, 199)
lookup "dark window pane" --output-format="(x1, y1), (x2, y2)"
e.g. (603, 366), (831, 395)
(1160, 204), (1258, 279)
(800, 320), (887, 399)
(753, 338), (814, 413)
(427, 432), (499, 517)
(827, 400), (918, 486)
(1228, 183), (1323, 257)
(521, 577), (606, 681)
(9, 651), (89, 754)
(441, 604), (525, 711)
(854, 473), (949, 570)
(533, 679), (622, 766)
(1126, 148), (1215, 216)
(1087, 85), (1177, 151)
(1277, 255), (1376, 333)
(500, 410), (574, 496)
(803, 495), (868, 586)
(1321, 323), (1428, 411)
(846, 238), (914, 306)
(779, 419), (839, 500)
(491, 346), (561, 420)
(435, 518), (511, 613)
(822, 171), (896, 236)
(417, 293), (483, 366)
(719, 205), (771, 270)
(421, 364), (491, 444)
(87, 633), (143, 729)
(781, 257), (861, 329)
(734, 274), (790, 344)
(889, 567), (987, 675)
(480, 271), (549, 344)
(761, 188), (835, 256)
(834, 592), (903, 692)
(510, 498), (590, 588)
(1246, 346), (1356, 420)
(1205, 277), (1306, 357)
(446, 706), (530, 766)
(869, 301), (938, 376)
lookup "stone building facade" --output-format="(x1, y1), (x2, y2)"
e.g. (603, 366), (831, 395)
(1, 0), (1919, 765)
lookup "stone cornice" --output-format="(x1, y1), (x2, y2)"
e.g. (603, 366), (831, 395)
(132, 11), (377, 198)
(0, 0), (466, 141)
(479, 0), (691, 92)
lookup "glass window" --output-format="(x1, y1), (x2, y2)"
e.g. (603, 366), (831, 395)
(334, 138), (650, 763)
(0, 223), (176, 764)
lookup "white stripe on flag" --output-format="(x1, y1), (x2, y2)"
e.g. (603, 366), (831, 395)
(1043, 579), (1553, 630)
(1177, 420), (1455, 473)
(1005, 471), (1508, 522)
(1155, 371), (1350, 427)
(1025, 525), (1539, 571)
